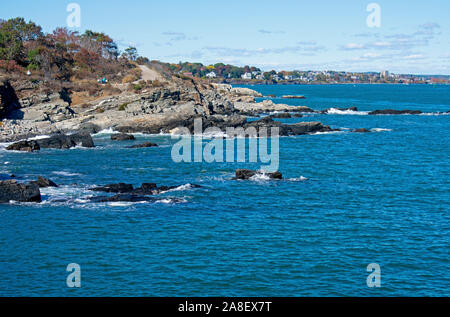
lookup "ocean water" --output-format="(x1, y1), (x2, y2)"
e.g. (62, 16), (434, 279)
(0, 84), (449, 296)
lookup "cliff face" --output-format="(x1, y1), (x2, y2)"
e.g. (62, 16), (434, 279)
(0, 79), (20, 119)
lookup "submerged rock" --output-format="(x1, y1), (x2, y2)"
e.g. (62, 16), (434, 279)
(282, 95), (306, 99)
(90, 182), (202, 195)
(233, 169), (283, 180)
(90, 183), (134, 193)
(0, 180), (41, 203)
(369, 109), (422, 115)
(6, 140), (40, 152)
(89, 194), (157, 203)
(353, 128), (371, 133)
(125, 142), (158, 148)
(111, 133), (135, 141)
(35, 176), (58, 188)
(89, 194), (186, 204)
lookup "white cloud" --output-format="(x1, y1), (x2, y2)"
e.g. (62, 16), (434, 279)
(404, 54), (425, 60)
(342, 43), (365, 50)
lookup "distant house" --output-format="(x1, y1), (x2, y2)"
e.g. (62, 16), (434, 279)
(272, 74), (282, 81)
(255, 74), (264, 80)
(241, 72), (252, 80)
(206, 71), (217, 78)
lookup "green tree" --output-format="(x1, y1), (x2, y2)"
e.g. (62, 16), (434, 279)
(0, 17), (42, 64)
(122, 46), (138, 61)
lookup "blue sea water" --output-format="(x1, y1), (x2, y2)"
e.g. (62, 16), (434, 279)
(0, 84), (449, 296)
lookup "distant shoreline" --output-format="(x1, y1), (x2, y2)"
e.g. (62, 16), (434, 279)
(221, 80), (449, 86)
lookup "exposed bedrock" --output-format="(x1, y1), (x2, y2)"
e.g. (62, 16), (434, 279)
(0, 180), (41, 203)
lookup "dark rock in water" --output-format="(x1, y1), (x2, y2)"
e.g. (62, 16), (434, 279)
(35, 176), (58, 188)
(0, 180), (41, 203)
(292, 113), (303, 118)
(91, 182), (202, 195)
(111, 133), (135, 141)
(6, 140), (40, 152)
(125, 142), (158, 148)
(282, 95), (306, 99)
(132, 183), (158, 195)
(37, 133), (94, 149)
(234, 169), (283, 180)
(353, 128), (371, 133)
(369, 109), (422, 115)
(89, 194), (158, 203)
(90, 183), (134, 193)
(239, 117), (333, 136)
(282, 121), (333, 135)
(269, 113), (292, 119)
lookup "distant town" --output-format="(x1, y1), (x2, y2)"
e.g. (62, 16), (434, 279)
(166, 61), (450, 85)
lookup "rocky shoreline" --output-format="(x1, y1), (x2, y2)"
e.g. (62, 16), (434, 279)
(1, 75), (446, 144)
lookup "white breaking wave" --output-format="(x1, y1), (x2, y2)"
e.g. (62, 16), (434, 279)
(325, 108), (369, 115)
(52, 171), (82, 177)
(160, 183), (200, 193)
(249, 173), (272, 181)
(371, 128), (393, 132)
(287, 176), (308, 181)
(29, 135), (51, 140)
(92, 128), (117, 136)
(420, 112), (450, 116)
(155, 198), (188, 204)
(311, 131), (346, 135)
(107, 201), (146, 207)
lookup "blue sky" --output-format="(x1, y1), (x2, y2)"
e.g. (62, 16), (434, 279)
(2, 0), (449, 74)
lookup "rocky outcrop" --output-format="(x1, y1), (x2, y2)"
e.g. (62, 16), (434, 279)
(234, 99), (314, 114)
(0, 71), (331, 142)
(369, 109), (422, 115)
(111, 133), (135, 141)
(233, 169), (283, 180)
(6, 140), (40, 152)
(125, 142), (158, 148)
(0, 180), (41, 203)
(37, 133), (94, 149)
